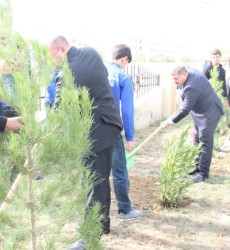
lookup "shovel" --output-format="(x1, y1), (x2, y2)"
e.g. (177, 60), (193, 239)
(126, 124), (165, 169)
(0, 143), (38, 213)
(126, 107), (181, 169)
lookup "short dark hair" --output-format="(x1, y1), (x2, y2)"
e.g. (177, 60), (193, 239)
(211, 48), (221, 56)
(112, 44), (132, 63)
(50, 36), (69, 49)
(171, 65), (188, 75)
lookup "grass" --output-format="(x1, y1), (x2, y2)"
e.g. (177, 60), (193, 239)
(103, 115), (230, 250)
(1, 115), (230, 249)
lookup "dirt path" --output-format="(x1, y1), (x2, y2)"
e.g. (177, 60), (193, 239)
(103, 117), (230, 250)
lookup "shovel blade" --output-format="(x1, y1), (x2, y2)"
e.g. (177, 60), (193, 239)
(125, 151), (135, 169)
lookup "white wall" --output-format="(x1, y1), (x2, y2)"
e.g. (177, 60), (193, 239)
(134, 87), (163, 130)
(134, 74), (181, 130)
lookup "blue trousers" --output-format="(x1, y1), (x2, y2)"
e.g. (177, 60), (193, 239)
(194, 118), (221, 177)
(111, 133), (132, 214)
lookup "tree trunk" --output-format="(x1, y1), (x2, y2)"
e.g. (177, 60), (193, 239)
(27, 147), (37, 250)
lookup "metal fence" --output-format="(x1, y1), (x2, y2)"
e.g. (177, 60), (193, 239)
(124, 63), (160, 99)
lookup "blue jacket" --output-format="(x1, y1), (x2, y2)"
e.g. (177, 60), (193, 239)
(45, 70), (60, 107)
(106, 62), (134, 141)
(0, 116), (7, 131)
(1, 74), (16, 107)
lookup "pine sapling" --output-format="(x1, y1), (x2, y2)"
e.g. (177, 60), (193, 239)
(160, 126), (202, 208)
(210, 67), (228, 147)
(0, 1), (104, 249)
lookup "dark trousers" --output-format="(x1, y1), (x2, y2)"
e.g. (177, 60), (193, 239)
(194, 118), (221, 177)
(86, 145), (114, 233)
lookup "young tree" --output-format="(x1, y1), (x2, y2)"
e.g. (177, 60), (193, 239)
(210, 67), (229, 146)
(0, 1), (104, 249)
(160, 126), (202, 208)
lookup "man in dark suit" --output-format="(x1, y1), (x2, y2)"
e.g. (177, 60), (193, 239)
(161, 66), (223, 182)
(49, 36), (123, 239)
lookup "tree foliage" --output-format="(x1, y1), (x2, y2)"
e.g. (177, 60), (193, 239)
(0, 1), (104, 249)
(160, 126), (202, 208)
(210, 67), (229, 146)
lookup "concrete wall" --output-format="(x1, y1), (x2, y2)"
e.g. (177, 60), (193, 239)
(134, 87), (163, 130)
(134, 73), (181, 130)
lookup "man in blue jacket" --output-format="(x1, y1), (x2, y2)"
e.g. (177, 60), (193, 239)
(106, 44), (142, 220)
(161, 66), (223, 182)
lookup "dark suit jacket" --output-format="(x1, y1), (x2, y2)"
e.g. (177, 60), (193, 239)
(203, 63), (228, 100)
(0, 116), (7, 131)
(172, 69), (223, 127)
(67, 46), (123, 153)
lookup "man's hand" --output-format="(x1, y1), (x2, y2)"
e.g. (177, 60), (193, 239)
(126, 141), (134, 152)
(160, 120), (171, 129)
(4, 117), (23, 132)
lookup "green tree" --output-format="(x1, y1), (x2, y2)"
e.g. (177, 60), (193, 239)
(160, 126), (202, 208)
(210, 67), (229, 147)
(0, 1), (103, 249)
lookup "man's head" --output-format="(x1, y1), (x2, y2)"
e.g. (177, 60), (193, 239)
(171, 66), (188, 87)
(49, 36), (71, 62)
(0, 37), (10, 75)
(112, 44), (132, 69)
(210, 48), (222, 67)
(0, 59), (10, 75)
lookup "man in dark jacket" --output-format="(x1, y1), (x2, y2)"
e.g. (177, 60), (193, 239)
(49, 36), (123, 239)
(203, 48), (230, 103)
(161, 66), (223, 182)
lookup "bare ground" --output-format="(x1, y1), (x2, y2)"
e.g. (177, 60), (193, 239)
(103, 117), (230, 250)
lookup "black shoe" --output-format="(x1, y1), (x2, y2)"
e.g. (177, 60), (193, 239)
(192, 174), (208, 183)
(102, 218), (110, 234)
(102, 229), (110, 235)
(36, 176), (43, 181)
(10, 165), (19, 183)
(188, 167), (199, 175)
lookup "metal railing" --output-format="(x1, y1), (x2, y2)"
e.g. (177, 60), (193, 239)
(124, 63), (160, 99)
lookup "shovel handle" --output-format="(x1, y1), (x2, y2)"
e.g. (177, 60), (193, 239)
(0, 173), (23, 212)
(127, 125), (164, 160)
(127, 107), (181, 160)
(136, 125), (165, 152)
(0, 143), (38, 213)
